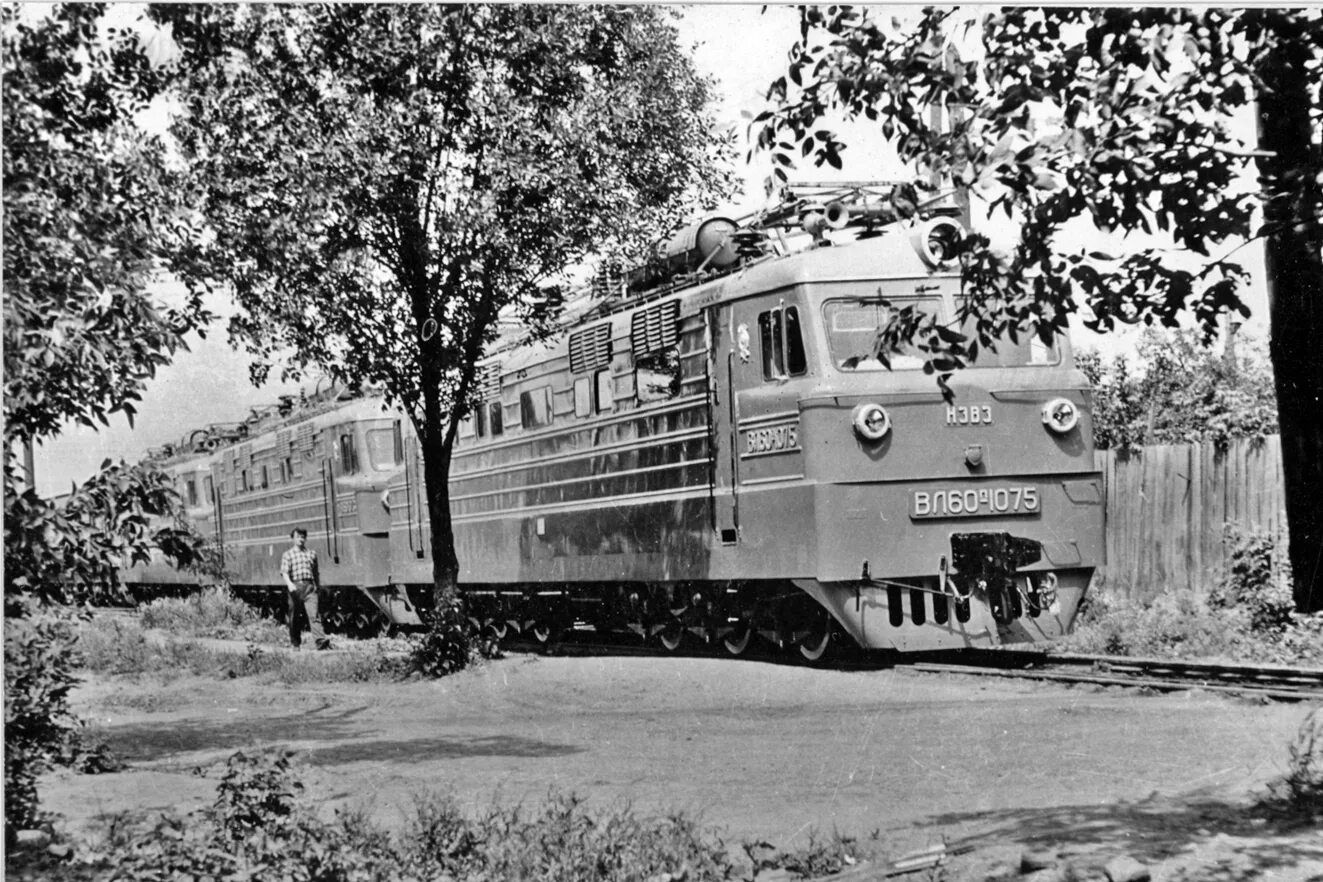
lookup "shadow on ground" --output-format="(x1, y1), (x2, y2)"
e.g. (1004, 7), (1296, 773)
(103, 705), (582, 766)
(926, 792), (1322, 879)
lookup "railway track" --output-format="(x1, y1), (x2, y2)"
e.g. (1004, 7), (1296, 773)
(909, 649), (1323, 702)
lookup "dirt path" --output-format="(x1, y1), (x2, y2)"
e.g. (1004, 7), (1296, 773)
(44, 652), (1323, 879)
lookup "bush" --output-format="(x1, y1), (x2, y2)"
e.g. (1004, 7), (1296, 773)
(139, 587), (283, 641)
(77, 749), (881, 881)
(1064, 585), (1241, 659)
(1209, 526), (1296, 635)
(1063, 579), (1323, 665)
(5, 604), (83, 843)
(88, 751), (739, 881)
(403, 595), (498, 678)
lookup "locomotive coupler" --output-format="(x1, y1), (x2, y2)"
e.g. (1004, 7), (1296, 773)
(948, 532), (1043, 624)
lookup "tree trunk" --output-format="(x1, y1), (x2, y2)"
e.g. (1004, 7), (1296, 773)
(1257, 28), (1323, 612)
(419, 397), (461, 614)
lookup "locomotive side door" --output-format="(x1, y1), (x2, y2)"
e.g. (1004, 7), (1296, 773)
(706, 304), (740, 543)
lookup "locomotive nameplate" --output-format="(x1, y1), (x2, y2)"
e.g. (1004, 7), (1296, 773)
(910, 486), (1039, 519)
(742, 422), (800, 457)
(946, 405), (993, 426)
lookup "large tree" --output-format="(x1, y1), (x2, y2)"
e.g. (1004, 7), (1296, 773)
(754, 7), (1322, 611)
(3, 3), (213, 837)
(164, 4), (734, 604)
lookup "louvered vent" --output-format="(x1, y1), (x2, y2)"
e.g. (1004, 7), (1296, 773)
(296, 423), (315, 457)
(477, 362), (502, 400)
(630, 300), (679, 357)
(569, 323), (612, 374)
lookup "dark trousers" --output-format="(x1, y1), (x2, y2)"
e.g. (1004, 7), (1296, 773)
(288, 580), (326, 647)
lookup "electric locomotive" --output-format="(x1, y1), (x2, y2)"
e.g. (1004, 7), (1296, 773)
(387, 184), (1104, 658)
(124, 390), (423, 632)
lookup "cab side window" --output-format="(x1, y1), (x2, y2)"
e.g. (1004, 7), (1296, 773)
(758, 305), (807, 381)
(636, 347), (680, 402)
(339, 432), (359, 474)
(519, 387), (552, 429)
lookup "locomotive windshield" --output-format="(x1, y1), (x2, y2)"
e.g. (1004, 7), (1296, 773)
(824, 297), (941, 371)
(825, 296), (1060, 371)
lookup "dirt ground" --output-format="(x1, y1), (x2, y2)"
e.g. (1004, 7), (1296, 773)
(42, 649), (1323, 880)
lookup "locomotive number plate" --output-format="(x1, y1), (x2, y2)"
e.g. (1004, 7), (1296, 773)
(910, 486), (1039, 519)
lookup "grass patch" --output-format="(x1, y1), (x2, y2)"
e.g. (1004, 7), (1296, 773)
(138, 588), (285, 642)
(1264, 708), (1323, 818)
(75, 616), (407, 685)
(50, 750), (880, 881)
(1061, 584), (1323, 665)
(1064, 528), (1322, 665)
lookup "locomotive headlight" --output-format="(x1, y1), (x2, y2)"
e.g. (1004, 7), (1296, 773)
(909, 217), (966, 266)
(851, 402), (891, 442)
(1041, 397), (1079, 434)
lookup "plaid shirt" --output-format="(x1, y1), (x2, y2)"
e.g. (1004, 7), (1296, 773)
(281, 546), (319, 584)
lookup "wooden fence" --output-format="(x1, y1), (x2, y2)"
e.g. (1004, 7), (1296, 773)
(1095, 435), (1286, 600)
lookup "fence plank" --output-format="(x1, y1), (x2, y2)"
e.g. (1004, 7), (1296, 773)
(1096, 436), (1285, 599)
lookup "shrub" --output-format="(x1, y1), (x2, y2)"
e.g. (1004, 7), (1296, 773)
(1063, 578), (1323, 665)
(4, 603), (84, 843)
(403, 595), (498, 679)
(771, 829), (869, 878)
(1064, 585), (1241, 659)
(101, 750), (400, 881)
(1209, 526), (1296, 635)
(463, 793), (731, 882)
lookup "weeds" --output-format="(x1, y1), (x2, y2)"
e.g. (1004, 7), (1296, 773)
(139, 587), (284, 642)
(1264, 708), (1323, 818)
(64, 750), (869, 881)
(75, 615), (408, 684)
(1064, 527), (1322, 665)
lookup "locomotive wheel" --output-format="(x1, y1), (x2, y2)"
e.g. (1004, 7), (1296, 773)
(721, 622), (753, 657)
(658, 618), (687, 652)
(797, 611), (833, 663)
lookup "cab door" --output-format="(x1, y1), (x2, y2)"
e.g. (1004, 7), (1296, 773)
(707, 305), (741, 543)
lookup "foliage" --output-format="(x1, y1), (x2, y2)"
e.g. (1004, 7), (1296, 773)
(762, 829), (870, 879)
(161, 4), (736, 619)
(1064, 578), (1323, 666)
(2, 4), (213, 447)
(1064, 584), (1240, 660)
(403, 596), (499, 679)
(3, 3), (219, 840)
(756, 7), (1323, 609)
(3, 603), (84, 842)
(1265, 708), (1323, 817)
(756, 8), (1317, 369)
(1077, 328), (1278, 451)
(138, 587), (284, 642)
(4, 457), (205, 613)
(1209, 526), (1296, 634)
(89, 750), (745, 882)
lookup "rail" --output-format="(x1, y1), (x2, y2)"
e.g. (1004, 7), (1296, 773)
(907, 648), (1323, 703)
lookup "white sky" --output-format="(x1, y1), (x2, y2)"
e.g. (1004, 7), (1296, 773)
(31, 4), (1271, 495)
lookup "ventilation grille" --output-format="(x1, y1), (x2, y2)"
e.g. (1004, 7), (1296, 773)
(569, 323), (612, 374)
(630, 300), (679, 357)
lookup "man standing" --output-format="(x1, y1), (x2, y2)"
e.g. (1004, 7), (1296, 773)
(281, 528), (330, 650)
